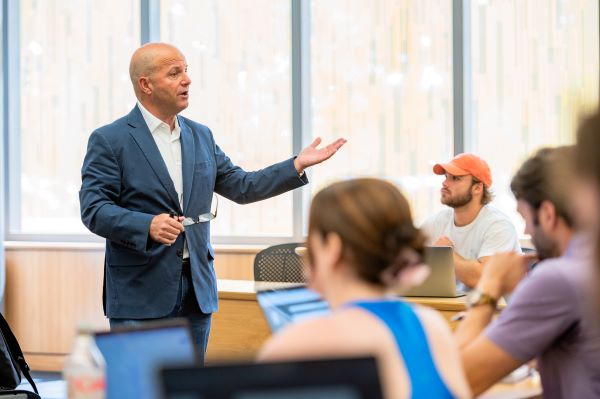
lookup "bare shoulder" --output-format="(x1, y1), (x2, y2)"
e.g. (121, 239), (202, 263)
(411, 305), (458, 362)
(413, 305), (471, 398)
(258, 308), (387, 362)
(413, 304), (450, 332)
(258, 315), (345, 362)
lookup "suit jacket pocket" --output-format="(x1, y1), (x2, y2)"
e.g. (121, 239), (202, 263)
(109, 246), (151, 267)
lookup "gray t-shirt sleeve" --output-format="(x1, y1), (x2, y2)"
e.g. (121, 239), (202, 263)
(478, 220), (520, 259)
(420, 214), (438, 245)
(484, 264), (578, 362)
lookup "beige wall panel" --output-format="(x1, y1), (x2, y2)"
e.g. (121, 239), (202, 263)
(4, 246), (256, 371)
(5, 248), (108, 355)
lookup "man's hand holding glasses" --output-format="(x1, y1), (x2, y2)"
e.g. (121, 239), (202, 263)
(149, 213), (185, 246)
(150, 195), (219, 246)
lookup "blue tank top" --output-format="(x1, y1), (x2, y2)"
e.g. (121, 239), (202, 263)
(348, 299), (455, 399)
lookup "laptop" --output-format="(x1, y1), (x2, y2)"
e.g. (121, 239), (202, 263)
(403, 246), (466, 297)
(160, 357), (384, 399)
(94, 319), (198, 399)
(256, 285), (330, 332)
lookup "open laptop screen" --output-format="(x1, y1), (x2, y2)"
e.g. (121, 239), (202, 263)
(161, 357), (384, 399)
(94, 320), (197, 399)
(256, 286), (330, 332)
(403, 246), (466, 297)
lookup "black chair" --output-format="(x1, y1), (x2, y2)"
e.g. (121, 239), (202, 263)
(253, 243), (307, 283)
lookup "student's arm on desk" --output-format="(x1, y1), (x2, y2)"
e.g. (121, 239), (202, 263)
(454, 254), (487, 289)
(455, 252), (531, 395)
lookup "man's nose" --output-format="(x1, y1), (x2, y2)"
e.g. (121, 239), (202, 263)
(182, 72), (192, 86)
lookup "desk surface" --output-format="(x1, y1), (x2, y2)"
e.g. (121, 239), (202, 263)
(217, 279), (468, 311)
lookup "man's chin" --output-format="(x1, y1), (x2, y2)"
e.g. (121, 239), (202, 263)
(441, 198), (456, 208)
(176, 102), (189, 113)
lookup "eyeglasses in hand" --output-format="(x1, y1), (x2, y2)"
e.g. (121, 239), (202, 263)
(171, 194), (218, 226)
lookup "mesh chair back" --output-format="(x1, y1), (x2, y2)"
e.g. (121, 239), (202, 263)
(253, 243), (307, 283)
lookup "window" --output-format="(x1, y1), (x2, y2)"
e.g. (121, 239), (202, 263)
(3, 0), (599, 241)
(13, 0), (140, 234)
(469, 0), (599, 232)
(309, 0), (454, 224)
(160, 0), (294, 237)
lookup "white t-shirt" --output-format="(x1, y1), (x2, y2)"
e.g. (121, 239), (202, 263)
(421, 205), (521, 261)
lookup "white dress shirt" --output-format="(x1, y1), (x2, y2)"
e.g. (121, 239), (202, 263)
(137, 102), (189, 258)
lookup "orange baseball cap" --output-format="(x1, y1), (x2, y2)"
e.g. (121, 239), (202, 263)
(433, 153), (492, 187)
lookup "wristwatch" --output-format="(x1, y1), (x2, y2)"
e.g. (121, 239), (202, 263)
(466, 289), (498, 309)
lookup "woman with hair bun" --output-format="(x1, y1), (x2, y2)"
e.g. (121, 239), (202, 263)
(259, 178), (470, 399)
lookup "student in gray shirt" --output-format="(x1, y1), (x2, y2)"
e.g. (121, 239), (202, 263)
(455, 146), (600, 398)
(421, 153), (520, 290)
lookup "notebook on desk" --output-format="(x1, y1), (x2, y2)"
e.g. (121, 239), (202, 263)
(403, 246), (466, 297)
(160, 356), (384, 399)
(94, 319), (197, 399)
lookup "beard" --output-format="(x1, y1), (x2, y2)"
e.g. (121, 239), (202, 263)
(531, 226), (561, 261)
(442, 189), (473, 208)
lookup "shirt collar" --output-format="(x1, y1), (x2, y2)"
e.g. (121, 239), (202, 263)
(137, 101), (180, 137)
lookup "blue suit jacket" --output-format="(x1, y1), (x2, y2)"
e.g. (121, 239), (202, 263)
(80, 106), (308, 318)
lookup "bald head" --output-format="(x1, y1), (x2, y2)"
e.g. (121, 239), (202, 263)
(129, 42), (185, 98)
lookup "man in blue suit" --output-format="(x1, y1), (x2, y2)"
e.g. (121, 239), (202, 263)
(79, 43), (346, 361)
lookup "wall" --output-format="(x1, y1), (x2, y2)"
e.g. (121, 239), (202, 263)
(4, 243), (259, 371)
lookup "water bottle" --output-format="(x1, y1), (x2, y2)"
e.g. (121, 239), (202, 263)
(63, 326), (106, 399)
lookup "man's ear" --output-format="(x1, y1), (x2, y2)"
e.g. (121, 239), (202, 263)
(471, 181), (483, 196)
(538, 200), (558, 228)
(139, 77), (152, 95)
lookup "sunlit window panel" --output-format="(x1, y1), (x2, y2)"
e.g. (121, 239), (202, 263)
(469, 0), (599, 233)
(18, 0), (140, 234)
(310, 0), (454, 224)
(160, 0), (293, 237)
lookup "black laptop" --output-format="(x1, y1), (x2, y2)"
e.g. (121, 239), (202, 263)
(160, 357), (384, 399)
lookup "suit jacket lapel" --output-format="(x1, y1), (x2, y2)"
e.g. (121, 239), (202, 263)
(179, 116), (195, 215)
(127, 106), (181, 211)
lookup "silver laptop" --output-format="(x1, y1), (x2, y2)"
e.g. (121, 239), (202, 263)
(403, 246), (466, 297)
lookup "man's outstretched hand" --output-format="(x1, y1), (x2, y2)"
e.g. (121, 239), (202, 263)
(294, 137), (347, 174)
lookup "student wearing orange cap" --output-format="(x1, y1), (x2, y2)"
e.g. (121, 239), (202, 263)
(421, 153), (520, 289)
